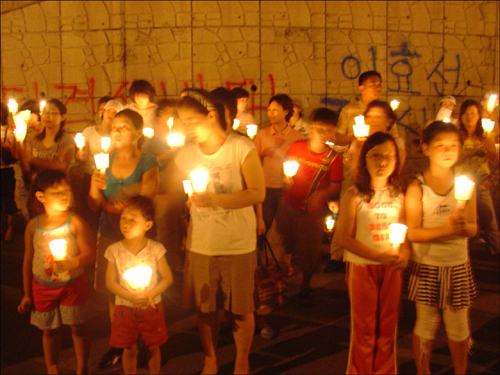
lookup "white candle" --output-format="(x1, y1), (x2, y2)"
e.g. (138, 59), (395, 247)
(13, 114), (28, 142)
(390, 100), (400, 111)
(454, 176), (474, 207)
(283, 160), (300, 177)
(326, 217), (335, 231)
(190, 169), (209, 193)
(8, 99), (18, 113)
(166, 134), (185, 148)
(123, 266), (153, 289)
(49, 239), (68, 260)
(436, 107), (452, 121)
(183, 180), (194, 194)
(39, 100), (46, 113)
(389, 223), (407, 254)
(233, 119), (240, 130)
(100, 137), (111, 152)
(487, 94), (498, 112)
(75, 133), (85, 149)
(167, 117), (174, 130)
(94, 152), (109, 173)
(143, 127), (154, 138)
(353, 115), (369, 138)
(482, 119), (494, 134)
(442, 118), (451, 123)
(246, 124), (258, 139)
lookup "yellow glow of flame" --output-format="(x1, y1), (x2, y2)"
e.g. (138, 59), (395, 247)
(123, 266), (153, 289)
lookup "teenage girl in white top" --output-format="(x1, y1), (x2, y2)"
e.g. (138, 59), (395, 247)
(405, 121), (477, 374)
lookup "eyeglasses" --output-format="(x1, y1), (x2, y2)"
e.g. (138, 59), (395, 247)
(366, 153), (396, 162)
(41, 111), (61, 117)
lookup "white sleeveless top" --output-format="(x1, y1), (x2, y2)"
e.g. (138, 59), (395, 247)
(344, 187), (404, 265)
(411, 174), (468, 267)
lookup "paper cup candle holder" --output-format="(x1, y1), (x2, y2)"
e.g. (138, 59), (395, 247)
(190, 169), (209, 193)
(454, 175), (474, 209)
(389, 223), (407, 253)
(353, 115), (369, 138)
(123, 266), (153, 290)
(283, 160), (300, 177)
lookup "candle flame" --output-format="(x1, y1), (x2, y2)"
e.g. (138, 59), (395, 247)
(283, 161), (300, 177)
(390, 100), (400, 111)
(246, 124), (258, 139)
(389, 223), (407, 245)
(454, 175), (475, 201)
(49, 239), (68, 260)
(101, 137), (111, 152)
(190, 169), (209, 193)
(75, 133), (85, 149)
(123, 266), (153, 289)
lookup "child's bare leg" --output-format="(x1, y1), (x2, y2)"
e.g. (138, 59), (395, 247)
(147, 345), (161, 374)
(122, 344), (138, 375)
(448, 337), (469, 375)
(412, 334), (432, 375)
(71, 323), (91, 374)
(43, 328), (61, 374)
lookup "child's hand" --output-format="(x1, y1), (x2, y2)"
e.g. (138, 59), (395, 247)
(143, 295), (156, 310)
(130, 293), (149, 307)
(445, 209), (466, 236)
(91, 170), (107, 190)
(376, 251), (399, 267)
(392, 251), (409, 270)
(18, 295), (32, 314)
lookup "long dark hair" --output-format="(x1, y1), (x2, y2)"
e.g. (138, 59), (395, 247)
(36, 99), (66, 142)
(355, 132), (401, 202)
(28, 169), (70, 217)
(458, 99), (483, 139)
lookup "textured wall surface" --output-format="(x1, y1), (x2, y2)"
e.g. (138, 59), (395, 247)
(1, 1), (499, 136)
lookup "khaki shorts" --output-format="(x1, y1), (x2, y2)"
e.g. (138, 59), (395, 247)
(183, 251), (257, 315)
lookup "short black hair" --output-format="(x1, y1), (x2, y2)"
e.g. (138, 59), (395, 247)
(268, 94), (294, 122)
(98, 96), (113, 108)
(311, 107), (338, 127)
(358, 71), (382, 86)
(129, 80), (155, 103)
(231, 87), (249, 99)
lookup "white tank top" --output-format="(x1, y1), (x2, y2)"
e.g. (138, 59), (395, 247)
(344, 187), (404, 265)
(411, 174), (468, 267)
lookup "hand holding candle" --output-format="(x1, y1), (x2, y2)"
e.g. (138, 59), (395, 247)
(454, 175), (474, 209)
(190, 169), (209, 193)
(13, 112), (29, 142)
(123, 266), (153, 290)
(283, 160), (300, 177)
(353, 115), (369, 138)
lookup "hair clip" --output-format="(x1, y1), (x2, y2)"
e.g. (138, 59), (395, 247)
(184, 90), (216, 112)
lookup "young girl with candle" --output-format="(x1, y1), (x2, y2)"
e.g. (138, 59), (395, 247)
(335, 132), (410, 374)
(17, 169), (95, 375)
(175, 89), (265, 375)
(405, 121), (477, 374)
(105, 195), (172, 375)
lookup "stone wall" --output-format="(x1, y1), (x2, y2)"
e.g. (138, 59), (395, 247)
(1, 1), (499, 136)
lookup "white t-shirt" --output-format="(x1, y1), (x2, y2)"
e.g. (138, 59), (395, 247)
(175, 133), (257, 256)
(104, 239), (166, 307)
(411, 174), (468, 267)
(344, 187), (404, 265)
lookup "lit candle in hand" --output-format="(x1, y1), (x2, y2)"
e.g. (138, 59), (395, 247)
(233, 119), (240, 130)
(13, 113), (28, 142)
(49, 239), (68, 260)
(39, 101), (46, 113)
(326, 217), (335, 231)
(166, 134), (185, 148)
(94, 153), (109, 173)
(246, 124), (258, 139)
(143, 127), (154, 138)
(283, 161), (300, 177)
(454, 175), (474, 209)
(487, 94), (498, 112)
(390, 100), (400, 111)
(123, 266), (153, 289)
(190, 169), (209, 193)
(101, 137), (111, 153)
(353, 115), (369, 138)
(481, 119), (494, 134)
(389, 223), (407, 253)
(183, 180), (194, 195)
(75, 133), (85, 149)
(8, 99), (18, 113)
(167, 117), (174, 132)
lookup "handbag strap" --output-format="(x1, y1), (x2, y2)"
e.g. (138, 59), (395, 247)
(258, 235), (281, 269)
(305, 149), (338, 200)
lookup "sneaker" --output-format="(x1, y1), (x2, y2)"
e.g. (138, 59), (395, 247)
(98, 347), (123, 369)
(260, 326), (276, 340)
(298, 288), (314, 307)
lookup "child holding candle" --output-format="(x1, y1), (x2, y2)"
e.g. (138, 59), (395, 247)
(18, 169), (95, 374)
(454, 99), (499, 255)
(105, 195), (172, 375)
(335, 131), (409, 374)
(405, 121), (478, 374)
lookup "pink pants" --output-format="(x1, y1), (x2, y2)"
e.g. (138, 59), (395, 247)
(346, 263), (402, 375)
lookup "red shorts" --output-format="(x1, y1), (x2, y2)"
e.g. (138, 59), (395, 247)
(32, 276), (90, 312)
(110, 303), (168, 348)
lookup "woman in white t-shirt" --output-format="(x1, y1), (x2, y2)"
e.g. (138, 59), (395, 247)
(174, 89), (265, 375)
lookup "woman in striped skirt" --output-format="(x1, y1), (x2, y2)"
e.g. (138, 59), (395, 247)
(405, 121), (478, 374)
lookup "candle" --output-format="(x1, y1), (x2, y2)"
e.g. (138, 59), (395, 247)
(246, 124), (258, 139)
(390, 100), (400, 111)
(482, 119), (494, 134)
(8, 99), (18, 113)
(233, 119), (240, 130)
(13, 114), (28, 142)
(454, 175), (474, 208)
(183, 180), (194, 194)
(94, 152), (109, 173)
(326, 217), (335, 231)
(389, 223), (407, 253)
(143, 127), (154, 138)
(39, 100), (46, 113)
(75, 133), (85, 149)
(442, 118), (451, 123)
(436, 107), (452, 121)
(353, 115), (369, 138)
(49, 239), (68, 260)
(100, 137), (111, 152)
(123, 266), (153, 289)
(190, 169), (209, 193)
(283, 160), (300, 177)
(166, 134), (185, 148)
(487, 94), (498, 112)
(167, 117), (174, 130)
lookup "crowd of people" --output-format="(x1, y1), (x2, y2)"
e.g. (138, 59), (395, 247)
(0, 72), (499, 375)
